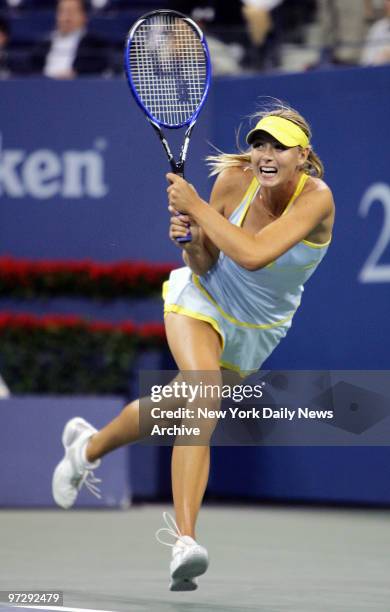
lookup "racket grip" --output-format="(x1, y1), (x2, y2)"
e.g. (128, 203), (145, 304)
(175, 212), (192, 243)
(170, 170), (192, 243)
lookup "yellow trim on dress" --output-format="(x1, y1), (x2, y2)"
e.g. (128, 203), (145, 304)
(238, 174), (323, 246)
(162, 280), (251, 375)
(164, 303), (225, 351)
(192, 274), (296, 329)
(239, 173), (331, 251)
(162, 280), (169, 300)
(239, 173), (309, 229)
(220, 359), (258, 378)
(237, 178), (260, 226)
(284, 175), (332, 248)
(301, 236), (332, 249)
(281, 173), (309, 217)
(163, 278), (225, 347)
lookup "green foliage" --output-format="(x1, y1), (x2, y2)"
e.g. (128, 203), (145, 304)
(0, 314), (166, 394)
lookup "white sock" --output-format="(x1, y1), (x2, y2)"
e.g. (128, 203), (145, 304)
(75, 431), (100, 470)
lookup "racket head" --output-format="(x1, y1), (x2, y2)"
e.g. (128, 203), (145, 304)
(124, 9), (211, 129)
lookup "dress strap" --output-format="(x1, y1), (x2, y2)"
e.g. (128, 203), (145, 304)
(228, 177), (260, 224)
(281, 173), (309, 217)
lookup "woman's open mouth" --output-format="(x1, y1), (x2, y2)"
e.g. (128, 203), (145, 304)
(260, 166), (278, 177)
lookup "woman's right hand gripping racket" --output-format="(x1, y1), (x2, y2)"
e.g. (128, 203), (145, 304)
(124, 9), (211, 243)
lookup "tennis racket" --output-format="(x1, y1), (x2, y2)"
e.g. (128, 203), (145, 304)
(124, 9), (211, 242)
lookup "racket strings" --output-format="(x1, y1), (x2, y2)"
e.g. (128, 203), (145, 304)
(129, 14), (207, 126)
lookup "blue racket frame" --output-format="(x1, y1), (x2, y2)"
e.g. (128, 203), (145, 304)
(124, 9), (212, 242)
(124, 9), (212, 130)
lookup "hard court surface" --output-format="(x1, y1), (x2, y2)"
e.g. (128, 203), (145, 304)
(0, 505), (389, 612)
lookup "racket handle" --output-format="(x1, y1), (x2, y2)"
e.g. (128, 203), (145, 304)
(176, 234), (192, 243)
(171, 168), (192, 243)
(176, 215), (192, 244)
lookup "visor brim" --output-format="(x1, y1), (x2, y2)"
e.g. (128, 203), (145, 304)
(246, 127), (301, 147)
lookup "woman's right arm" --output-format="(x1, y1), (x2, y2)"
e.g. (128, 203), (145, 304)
(169, 166), (250, 276)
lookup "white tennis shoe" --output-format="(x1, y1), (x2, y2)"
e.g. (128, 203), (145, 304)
(52, 417), (102, 509)
(156, 512), (209, 591)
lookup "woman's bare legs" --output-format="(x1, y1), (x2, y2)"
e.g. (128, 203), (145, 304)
(85, 311), (222, 541)
(165, 313), (223, 539)
(86, 400), (140, 462)
(86, 377), (183, 462)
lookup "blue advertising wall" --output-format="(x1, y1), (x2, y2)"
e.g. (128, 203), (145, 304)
(0, 78), (210, 263)
(1, 66), (389, 505)
(1, 67), (389, 367)
(0, 397), (131, 507)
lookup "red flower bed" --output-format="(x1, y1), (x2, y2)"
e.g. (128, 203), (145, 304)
(0, 257), (176, 298)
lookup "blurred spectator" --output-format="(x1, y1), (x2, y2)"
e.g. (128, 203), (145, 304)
(0, 17), (11, 77)
(317, 0), (367, 65)
(241, 0), (285, 70)
(31, 0), (110, 78)
(242, 0), (275, 47)
(191, 5), (243, 74)
(171, 1), (286, 71)
(173, 1), (318, 72)
(0, 15), (27, 76)
(361, 0), (390, 64)
(0, 16), (31, 79)
(0, 374), (10, 398)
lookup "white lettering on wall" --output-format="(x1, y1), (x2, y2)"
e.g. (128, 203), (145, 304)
(0, 134), (108, 199)
(359, 183), (390, 283)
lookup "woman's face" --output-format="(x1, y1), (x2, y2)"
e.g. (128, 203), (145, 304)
(250, 133), (308, 187)
(57, 0), (86, 35)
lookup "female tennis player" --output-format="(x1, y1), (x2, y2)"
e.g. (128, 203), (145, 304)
(52, 102), (334, 591)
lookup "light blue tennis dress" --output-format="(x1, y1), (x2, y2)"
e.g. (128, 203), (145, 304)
(163, 173), (331, 376)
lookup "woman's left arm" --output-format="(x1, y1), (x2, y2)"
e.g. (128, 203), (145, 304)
(167, 173), (334, 270)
